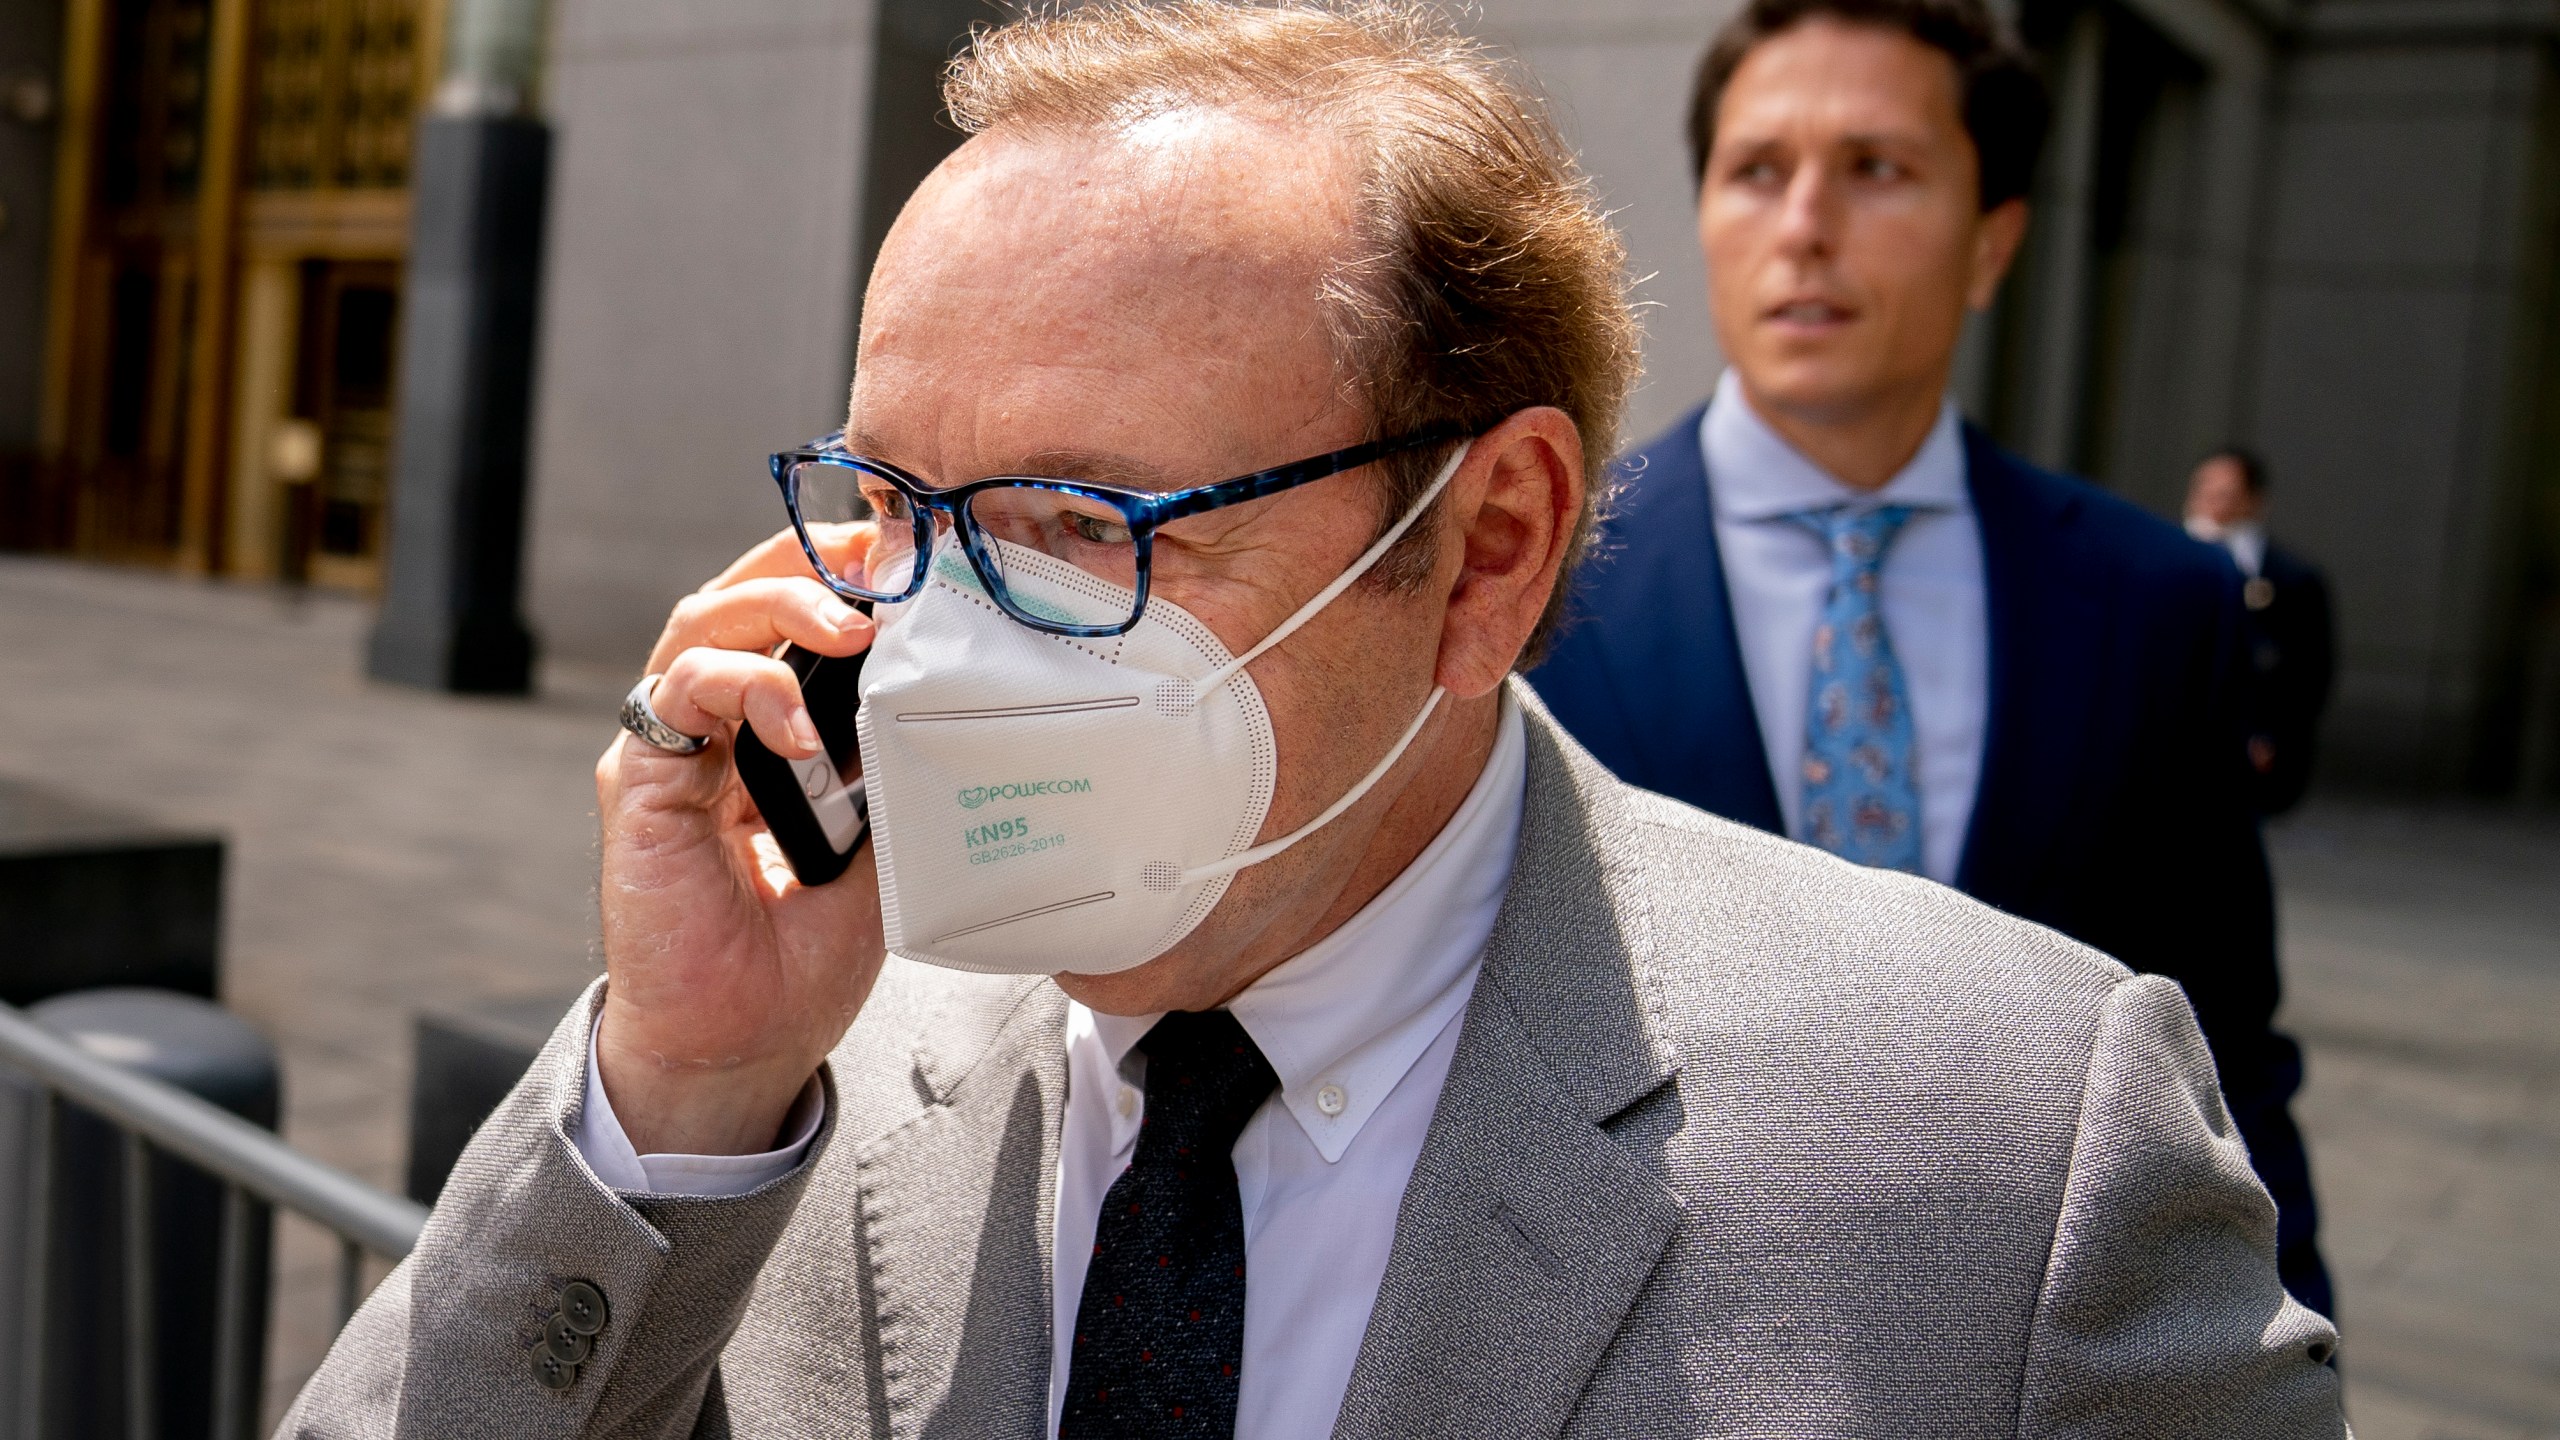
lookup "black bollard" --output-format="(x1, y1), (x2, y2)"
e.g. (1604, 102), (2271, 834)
(0, 778), (224, 1007)
(364, 111), (550, 695)
(4, 990), (279, 1439)
(405, 989), (582, 1205)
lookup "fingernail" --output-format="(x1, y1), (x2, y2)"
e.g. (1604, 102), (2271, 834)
(788, 707), (821, 754)
(823, 599), (861, 631)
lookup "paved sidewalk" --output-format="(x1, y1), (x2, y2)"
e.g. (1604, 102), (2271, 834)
(2269, 801), (2560, 1437)
(0, 557), (619, 1422)
(0, 554), (2552, 1434)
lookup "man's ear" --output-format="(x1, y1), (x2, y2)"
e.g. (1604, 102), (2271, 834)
(1968, 198), (2030, 311)
(1432, 406), (1585, 701)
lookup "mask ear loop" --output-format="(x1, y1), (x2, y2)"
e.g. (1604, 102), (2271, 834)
(1172, 686), (1445, 887)
(1156, 440), (1472, 890)
(1185, 441), (1472, 699)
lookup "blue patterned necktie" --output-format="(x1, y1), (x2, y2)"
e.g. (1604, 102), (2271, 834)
(1791, 504), (1924, 872)
(1061, 1009), (1277, 1439)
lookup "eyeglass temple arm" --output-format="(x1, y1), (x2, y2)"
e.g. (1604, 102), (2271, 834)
(1144, 425), (1469, 527)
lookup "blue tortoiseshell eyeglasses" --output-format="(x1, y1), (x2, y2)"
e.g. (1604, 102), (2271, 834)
(769, 423), (1466, 638)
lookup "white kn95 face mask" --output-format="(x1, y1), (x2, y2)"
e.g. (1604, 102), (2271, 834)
(852, 444), (1467, 976)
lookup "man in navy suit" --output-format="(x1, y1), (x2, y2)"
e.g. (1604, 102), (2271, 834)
(2187, 447), (2339, 817)
(1528, 0), (2331, 1314)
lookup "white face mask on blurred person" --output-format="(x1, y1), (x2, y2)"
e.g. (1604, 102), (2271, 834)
(852, 446), (1466, 976)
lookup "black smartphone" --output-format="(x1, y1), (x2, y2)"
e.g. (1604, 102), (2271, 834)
(733, 632), (870, 886)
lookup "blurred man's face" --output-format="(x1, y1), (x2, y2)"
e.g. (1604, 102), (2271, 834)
(2185, 456), (2261, 528)
(1699, 18), (2026, 429)
(849, 114), (1458, 1010)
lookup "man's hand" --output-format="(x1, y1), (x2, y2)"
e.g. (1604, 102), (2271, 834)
(594, 528), (886, 1156)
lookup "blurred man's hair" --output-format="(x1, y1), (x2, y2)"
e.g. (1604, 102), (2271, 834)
(1685, 0), (2051, 211)
(2203, 445), (2271, 496)
(946, 0), (1638, 664)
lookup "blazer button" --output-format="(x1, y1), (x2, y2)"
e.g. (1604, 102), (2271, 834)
(543, 1313), (594, 1366)
(558, 1280), (609, 1336)
(531, 1348), (578, 1392)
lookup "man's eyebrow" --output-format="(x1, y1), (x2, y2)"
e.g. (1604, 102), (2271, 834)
(1012, 450), (1176, 491)
(1717, 126), (1932, 156)
(840, 430), (1176, 491)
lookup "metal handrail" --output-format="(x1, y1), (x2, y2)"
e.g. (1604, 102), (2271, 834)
(2, 1000), (428, 1440)
(0, 1004), (426, 1254)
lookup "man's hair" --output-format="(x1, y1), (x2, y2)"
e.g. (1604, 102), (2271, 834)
(1684, 0), (2050, 211)
(2203, 445), (2270, 496)
(946, 1), (1639, 665)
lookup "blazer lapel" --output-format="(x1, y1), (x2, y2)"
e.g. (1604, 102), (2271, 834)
(1957, 428), (2106, 904)
(1588, 407), (1786, 832)
(853, 977), (1068, 1440)
(1332, 690), (1684, 1440)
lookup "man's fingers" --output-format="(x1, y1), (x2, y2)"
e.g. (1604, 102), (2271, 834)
(699, 528), (818, 591)
(700, 523), (880, 593)
(651, 648), (823, 760)
(799, 521), (878, 583)
(645, 577), (875, 675)
(597, 725), (734, 817)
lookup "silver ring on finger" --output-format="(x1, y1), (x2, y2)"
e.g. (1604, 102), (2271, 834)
(619, 675), (713, 756)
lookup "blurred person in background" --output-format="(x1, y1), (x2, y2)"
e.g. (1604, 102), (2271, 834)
(2187, 446), (2337, 817)
(1529, 0), (2333, 1317)
(283, 3), (2343, 1435)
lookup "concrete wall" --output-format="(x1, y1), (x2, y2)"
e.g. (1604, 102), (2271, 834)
(0, 0), (60, 454)
(1474, 0), (1738, 448)
(2238, 4), (2559, 786)
(1975, 0), (2274, 511)
(522, 0), (878, 669)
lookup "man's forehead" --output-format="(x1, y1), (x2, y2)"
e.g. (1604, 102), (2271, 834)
(839, 426), (1176, 491)
(876, 113), (1356, 311)
(1718, 20), (1965, 146)
(848, 111), (1362, 480)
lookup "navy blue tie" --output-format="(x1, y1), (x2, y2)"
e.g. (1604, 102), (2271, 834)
(1060, 1010), (1278, 1439)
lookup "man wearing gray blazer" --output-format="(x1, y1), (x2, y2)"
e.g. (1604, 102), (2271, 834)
(284, 3), (2345, 1436)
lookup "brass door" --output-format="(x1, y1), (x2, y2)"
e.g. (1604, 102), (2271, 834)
(278, 257), (398, 586)
(55, 0), (213, 561)
(30, 0), (435, 581)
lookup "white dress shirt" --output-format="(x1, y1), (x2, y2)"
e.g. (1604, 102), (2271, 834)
(2189, 516), (2267, 577)
(575, 690), (1529, 1440)
(576, 1018), (826, 1195)
(1701, 369), (1989, 883)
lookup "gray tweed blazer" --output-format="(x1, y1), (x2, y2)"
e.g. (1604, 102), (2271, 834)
(282, 684), (2346, 1437)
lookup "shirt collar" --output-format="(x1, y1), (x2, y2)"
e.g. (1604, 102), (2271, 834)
(1086, 688), (1527, 1162)
(2225, 522), (2267, 577)
(2186, 515), (2267, 576)
(1699, 368), (1970, 522)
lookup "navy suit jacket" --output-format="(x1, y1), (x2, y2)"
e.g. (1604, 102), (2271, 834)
(1529, 406), (2330, 1313)
(2248, 542), (2337, 817)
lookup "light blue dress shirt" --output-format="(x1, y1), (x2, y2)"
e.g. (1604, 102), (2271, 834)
(1699, 370), (1988, 884)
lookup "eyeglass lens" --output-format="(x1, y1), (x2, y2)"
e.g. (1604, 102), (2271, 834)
(961, 487), (1144, 629)
(794, 461), (1146, 629)
(790, 460), (934, 599)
